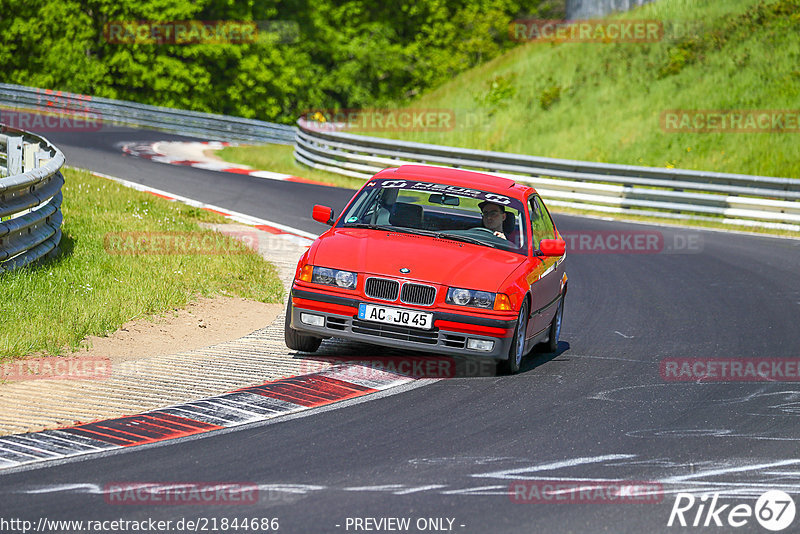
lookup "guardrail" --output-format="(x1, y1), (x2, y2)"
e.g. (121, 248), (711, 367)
(0, 83), (296, 144)
(0, 127), (64, 272)
(295, 120), (800, 231)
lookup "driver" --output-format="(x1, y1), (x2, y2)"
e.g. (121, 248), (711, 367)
(478, 200), (509, 239)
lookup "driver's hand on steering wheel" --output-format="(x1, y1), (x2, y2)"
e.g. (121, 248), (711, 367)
(493, 231), (506, 239)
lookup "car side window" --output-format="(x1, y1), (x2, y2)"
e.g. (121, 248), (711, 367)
(529, 195), (555, 249)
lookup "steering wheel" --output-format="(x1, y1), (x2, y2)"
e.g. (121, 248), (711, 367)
(472, 227), (508, 241)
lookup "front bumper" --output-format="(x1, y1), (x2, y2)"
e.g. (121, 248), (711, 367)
(290, 288), (516, 360)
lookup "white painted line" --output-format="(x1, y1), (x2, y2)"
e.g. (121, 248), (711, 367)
(472, 454), (637, 480)
(439, 485), (508, 496)
(393, 484), (448, 495)
(190, 162), (238, 171)
(23, 483), (103, 495)
(250, 170), (296, 180)
(662, 459), (800, 483)
(343, 484), (406, 492)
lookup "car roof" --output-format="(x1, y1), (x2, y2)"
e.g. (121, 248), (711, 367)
(373, 165), (535, 197)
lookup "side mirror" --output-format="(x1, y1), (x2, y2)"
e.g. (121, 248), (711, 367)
(538, 238), (566, 257)
(312, 205), (334, 225)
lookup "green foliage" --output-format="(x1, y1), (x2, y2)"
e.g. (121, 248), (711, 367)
(475, 74), (518, 113)
(539, 82), (562, 110)
(659, 39), (701, 77)
(657, 0), (799, 78)
(0, 0), (565, 123)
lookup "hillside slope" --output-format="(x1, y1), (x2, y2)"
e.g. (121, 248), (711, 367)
(360, 0), (799, 178)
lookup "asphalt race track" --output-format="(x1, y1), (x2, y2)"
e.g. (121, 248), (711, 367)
(44, 127), (350, 235)
(3, 127), (800, 533)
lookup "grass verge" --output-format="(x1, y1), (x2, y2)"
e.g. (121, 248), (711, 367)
(0, 168), (284, 360)
(217, 143), (365, 189)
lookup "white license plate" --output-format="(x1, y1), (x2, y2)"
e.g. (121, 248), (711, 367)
(358, 303), (433, 330)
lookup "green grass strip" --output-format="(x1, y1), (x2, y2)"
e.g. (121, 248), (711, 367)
(217, 144), (361, 189)
(0, 168), (284, 360)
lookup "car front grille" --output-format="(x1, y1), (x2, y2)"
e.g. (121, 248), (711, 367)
(400, 283), (436, 306)
(352, 320), (438, 344)
(365, 278), (436, 306)
(365, 277), (400, 301)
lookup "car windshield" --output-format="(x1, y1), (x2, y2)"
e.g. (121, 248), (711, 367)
(337, 178), (527, 254)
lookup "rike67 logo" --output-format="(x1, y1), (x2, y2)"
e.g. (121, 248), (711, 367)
(668, 491), (796, 531)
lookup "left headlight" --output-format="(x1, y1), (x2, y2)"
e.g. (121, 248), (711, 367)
(446, 287), (496, 309)
(311, 266), (357, 289)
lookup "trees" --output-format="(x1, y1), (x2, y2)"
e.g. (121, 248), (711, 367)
(0, 0), (564, 123)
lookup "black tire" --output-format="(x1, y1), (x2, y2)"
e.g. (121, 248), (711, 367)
(544, 296), (564, 353)
(498, 300), (529, 375)
(284, 297), (322, 353)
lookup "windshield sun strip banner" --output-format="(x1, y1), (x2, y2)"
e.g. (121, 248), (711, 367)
(372, 179), (516, 206)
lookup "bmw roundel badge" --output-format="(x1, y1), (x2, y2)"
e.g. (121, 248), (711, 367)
(399, 267), (410, 274)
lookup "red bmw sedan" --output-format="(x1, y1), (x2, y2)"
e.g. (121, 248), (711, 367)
(285, 165), (567, 374)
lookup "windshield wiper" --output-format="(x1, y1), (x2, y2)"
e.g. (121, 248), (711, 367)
(343, 223), (395, 231)
(347, 224), (439, 238)
(434, 232), (500, 249)
(343, 224), (501, 249)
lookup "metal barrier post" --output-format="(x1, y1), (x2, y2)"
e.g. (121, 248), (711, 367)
(6, 136), (23, 175)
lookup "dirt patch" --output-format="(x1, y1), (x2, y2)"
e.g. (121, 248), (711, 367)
(69, 296), (282, 364)
(0, 223), (312, 436)
(0, 296), (301, 436)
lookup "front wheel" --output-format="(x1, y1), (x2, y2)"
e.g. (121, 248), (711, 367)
(544, 296), (564, 353)
(498, 300), (528, 375)
(284, 297), (322, 353)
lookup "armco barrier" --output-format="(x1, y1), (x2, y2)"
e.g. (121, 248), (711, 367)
(0, 127), (64, 272)
(294, 119), (800, 231)
(3, 82), (797, 231)
(0, 83), (296, 144)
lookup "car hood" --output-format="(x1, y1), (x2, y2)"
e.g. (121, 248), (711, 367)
(309, 228), (524, 292)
